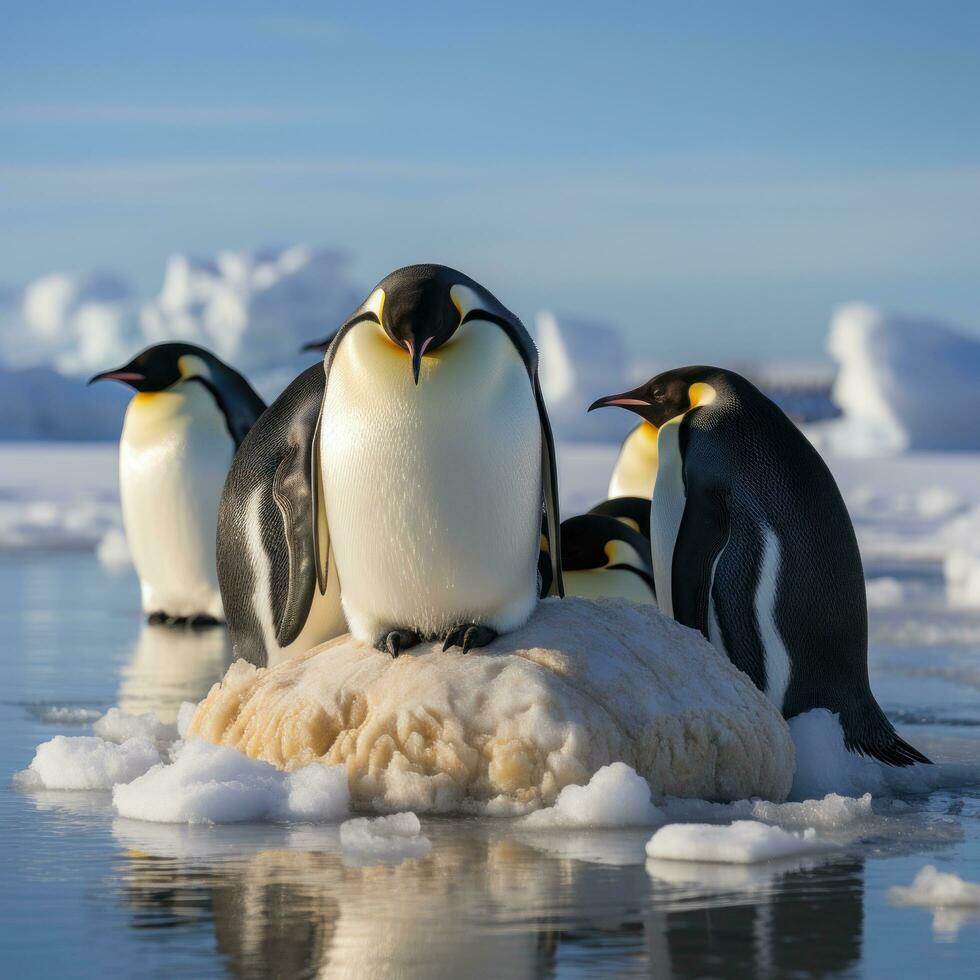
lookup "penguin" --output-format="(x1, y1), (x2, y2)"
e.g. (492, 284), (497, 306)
(90, 343), (265, 626)
(587, 496), (652, 540)
(590, 365), (929, 766)
(555, 513), (656, 604)
(220, 264), (563, 663)
(216, 365), (347, 666)
(607, 421), (659, 499)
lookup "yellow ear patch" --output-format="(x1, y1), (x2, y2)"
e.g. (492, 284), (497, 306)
(177, 355), (212, 382)
(688, 382), (717, 409)
(539, 533), (550, 554)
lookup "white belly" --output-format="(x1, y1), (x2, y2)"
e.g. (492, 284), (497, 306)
(649, 418), (686, 617)
(119, 385), (231, 619)
(321, 321), (541, 644)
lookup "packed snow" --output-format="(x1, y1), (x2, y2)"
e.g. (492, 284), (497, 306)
(812, 303), (980, 454)
(339, 812), (432, 864)
(188, 598), (794, 813)
(15, 735), (161, 791)
(113, 739), (350, 824)
(93, 707), (177, 747)
(645, 821), (836, 864)
(521, 762), (663, 828)
(534, 311), (631, 442)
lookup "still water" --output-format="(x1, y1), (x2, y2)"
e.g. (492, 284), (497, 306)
(2, 553), (979, 978)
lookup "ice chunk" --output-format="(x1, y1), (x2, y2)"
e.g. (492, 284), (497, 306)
(112, 738), (350, 824)
(888, 865), (980, 910)
(535, 311), (630, 442)
(15, 735), (160, 790)
(176, 701), (198, 740)
(522, 762), (662, 828)
(339, 812), (432, 864)
(31, 705), (103, 725)
(815, 303), (980, 454)
(659, 792), (874, 833)
(645, 821), (836, 864)
(93, 707), (177, 746)
(188, 598), (794, 813)
(96, 527), (132, 572)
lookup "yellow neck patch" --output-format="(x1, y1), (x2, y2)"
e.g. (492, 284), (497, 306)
(688, 382), (717, 409)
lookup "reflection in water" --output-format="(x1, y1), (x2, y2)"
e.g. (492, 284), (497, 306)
(117, 624), (231, 723)
(112, 820), (866, 979)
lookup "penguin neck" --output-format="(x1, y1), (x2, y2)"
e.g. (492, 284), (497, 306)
(123, 381), (228, 444)
(611, 421), (659, 500)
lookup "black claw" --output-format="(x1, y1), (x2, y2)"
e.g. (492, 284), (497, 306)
(443, 624), (497, 654)
(187, 614), (221, 630)
(379, 629), (420, 659)
(147, 612), (168, 626)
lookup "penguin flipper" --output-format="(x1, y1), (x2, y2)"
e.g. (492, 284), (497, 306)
(671, 484), (729, 637)
(271, 379), (329, 648)
(534, 373), (564, 597)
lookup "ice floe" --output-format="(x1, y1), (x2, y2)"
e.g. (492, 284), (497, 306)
(15, 735), (160, 791)
(645, 821), (836, 864)
(339, 812), (432, 865)
(188, 598), (794, 813)
(113, 739), (351, 824)
(93, 707), (177, 746)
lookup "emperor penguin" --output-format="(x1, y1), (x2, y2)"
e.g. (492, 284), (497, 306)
(587, 496), (652, 540)
(590, 366), (929, 766)
(216, 365), (347, 666)
(607, 421), (659, 499)
(90, 343), (266, 625)
(219, 264), (564, 663)
(552, 514), (655, 604)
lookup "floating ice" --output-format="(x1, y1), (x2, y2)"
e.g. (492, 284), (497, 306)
(15, 735), (160, 791)
(645, 821), (836, 864)
(522, 762), (662, 828)
(189, 598), (794, 813)
(814, 303), (980, 454)
(31, 705), (103, 725)
(94, 707), (177, 746)
(888, 865), (980, 910)
(339, 812), (432, 864)
(112, 738), (350, 824)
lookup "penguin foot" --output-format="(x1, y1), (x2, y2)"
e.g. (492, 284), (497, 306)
(442, 624), (497, 655)
(378, 629), (420, 658)
(147, 611), (169, 626)
(186, 614), (222, 630)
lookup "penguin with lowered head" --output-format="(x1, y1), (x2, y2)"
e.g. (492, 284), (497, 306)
(90, 343), (265, 626)
(590, 365), (929, 766)
(217, 264), (563, 664)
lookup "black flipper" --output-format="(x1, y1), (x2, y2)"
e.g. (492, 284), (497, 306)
(534, 373), (564, 598)
(195, 371), (266, 449)
(670, 479), (729, 638)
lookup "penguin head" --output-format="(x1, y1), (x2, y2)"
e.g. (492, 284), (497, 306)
(88, 343), (223, 393)
(589, 365), (725, 429)
(559, 514), (652, 577)
(587, 496), (652, 538)
(304, 264), (522, 385)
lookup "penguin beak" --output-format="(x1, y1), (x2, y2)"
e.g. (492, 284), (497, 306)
(405, 336), (434, 386)
(301, 330), (338, 354)
(588, 388), (651, 414)
(87, 370), (145, 387)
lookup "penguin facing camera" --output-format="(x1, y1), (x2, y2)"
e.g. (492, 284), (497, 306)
(217, 263), (563, 665)
(90, 343), (265, 626)
(590, 365), (929, 767)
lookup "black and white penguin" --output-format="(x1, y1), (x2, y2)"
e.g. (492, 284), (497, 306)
(218, 264), (563, 664)
(590, 365), (929, 766)
(216, 365), (347, 666)
(607, 421), (659, 499)
(587, 496), (652, 540)
(90, 343), (266, 625)
(555, 514), (655, 604)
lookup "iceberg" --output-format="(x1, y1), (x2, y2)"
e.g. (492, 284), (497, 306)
(811, 303), (980, 454)
(188, 597), (794, 813)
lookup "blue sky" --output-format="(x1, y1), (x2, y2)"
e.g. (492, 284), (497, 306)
(2, 1), (978, 362)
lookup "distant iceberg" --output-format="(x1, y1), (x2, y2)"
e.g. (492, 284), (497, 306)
(535, 311), (631, 442)
(808, 304), (980, 454)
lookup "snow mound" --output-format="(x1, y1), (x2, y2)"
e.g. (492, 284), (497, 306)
(93, 707), (176, 746)
(943, 507), (980, 607)
(535, 311), (631, 442)
(113, 738), (350, 824)
(15, 735), (160, 790)
(340, 812), (432, 864)
(189, 598), (794, 813)
(789, 709), (938, 800)
(816, 303), (980, 454)
(139, 246), (362, 395)
(645, 821), (836, 864)
(522, 762), (662, 828)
